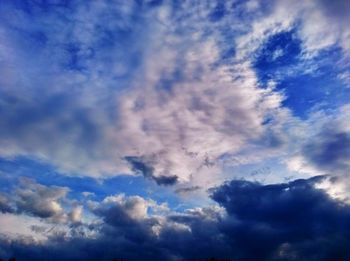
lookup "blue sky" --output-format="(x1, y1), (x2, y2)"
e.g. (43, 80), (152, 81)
(0, 0), (350, 260)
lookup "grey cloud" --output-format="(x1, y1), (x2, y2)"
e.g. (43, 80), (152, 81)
(3, 176), (350, 260)
(303, 130), (350, 174)
(175, 186), (202, 195)
(210, 176), (350, 260)
(15, 179), (69, 219)
(319, 0), (350, 22)
(125, 156), (178, 185)
(0, 194), (14, 214)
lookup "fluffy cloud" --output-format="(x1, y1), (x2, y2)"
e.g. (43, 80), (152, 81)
(0, 0), (348, 187)
(286, 105), (350, 202)
(0, 0), (288, 185)
(2, 176), (350, 260)
(0, 194), (14, 214)
(0, 179), (83, 226)
(15, 179), (69, 220)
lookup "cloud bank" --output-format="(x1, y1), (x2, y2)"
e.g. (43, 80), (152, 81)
(1, 176), (350, 260)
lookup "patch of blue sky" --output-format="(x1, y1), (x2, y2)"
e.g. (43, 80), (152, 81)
(209, 1), (226, 22)
(253, 30), (302, 84)
(0, 156), (186, 210)
(253, 30), (350, 118)
(8, 0), (73, 13)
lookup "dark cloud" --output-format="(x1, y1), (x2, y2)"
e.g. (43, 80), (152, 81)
(0, 194), (14, 213)
(302, 129), (350, 174)
(15, 179), (69, 219)
(2, 176), (350, 260)
(319, 0), (350, 22)
(125, 156), (178, 186)
(153, 175), (178, 186)
(211, 176), (350, 260)
(0, 179), (82, 224)
(175, 186), (202, 195)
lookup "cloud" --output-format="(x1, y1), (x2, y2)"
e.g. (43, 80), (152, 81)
(0, 179), (84, 227)
(2, 175), (350, 260)
(175, 186), (202, 195)
(15, 179), (69, 220)
(0, 1), (349, 259)
(0, 0), (288, 186)
(0, 194), (14, 214)
(125, 156), (178, 185)
(0, 0), (348, 192)
(68, 206), (83, 224)
(300, 105), (350, 175)
(2, 0), (348, 187)
(303, 131), (350, 174)
(210, 176), (350, 260)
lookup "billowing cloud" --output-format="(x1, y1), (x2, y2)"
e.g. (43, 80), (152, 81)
(0, 179), (83, 226)
(0, 0), (287, 185)
(0, 194), (14, 214)
(15, 179), (69, 220)
(0, 0), (348, 187)
(2, 176), (350, 260)
(211, 176), (350, 260)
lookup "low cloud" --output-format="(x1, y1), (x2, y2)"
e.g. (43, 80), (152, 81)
(303, 129), (350, 175)
(2, 176), (350, 260)
(15, 179), (69, 220)
(0, 194), (14, 214)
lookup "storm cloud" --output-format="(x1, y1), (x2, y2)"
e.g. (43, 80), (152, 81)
(1, 176), (350, 260)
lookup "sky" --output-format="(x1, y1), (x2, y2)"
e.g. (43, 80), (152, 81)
(0, 0), (350, 260)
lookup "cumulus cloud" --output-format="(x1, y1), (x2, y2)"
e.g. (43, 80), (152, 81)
(0, 179), (84, 228)
(211, 176), (350, 260)
(68, 206), (83, 224)
(284, 105), (350, 202)
(2, 176), (350, 260)
(0, 194), (14, 214)
(15, 179), (69, 220)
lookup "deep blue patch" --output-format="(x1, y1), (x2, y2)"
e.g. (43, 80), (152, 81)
(254, 31), (350, 118)
(276, 48), (350, 118)
(209, 2), (226, 22)
(254, 30), (302, 85)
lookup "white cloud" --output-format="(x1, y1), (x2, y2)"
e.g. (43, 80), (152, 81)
(0, 0), (348, 189)
(0, 213), (48, 240)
